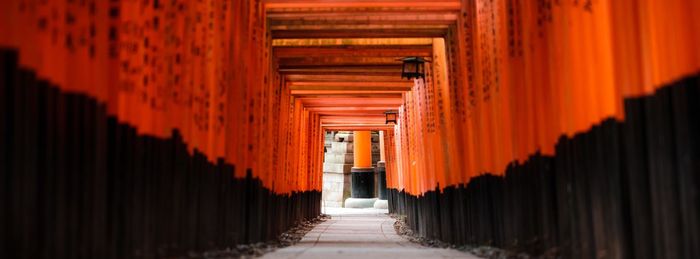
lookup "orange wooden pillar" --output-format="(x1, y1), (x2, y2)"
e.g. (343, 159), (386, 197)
(351, 131), (374, 198)
(353, 131), (372, 168)
(379, 131), (386, 163)
(376, 131), (388, 200)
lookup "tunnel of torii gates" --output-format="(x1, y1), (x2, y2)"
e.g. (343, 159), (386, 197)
(1, 0), (700, 258)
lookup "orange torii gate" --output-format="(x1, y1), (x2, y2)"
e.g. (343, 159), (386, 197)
(1, 0), (700, 258)
(384, 1), (700, 258)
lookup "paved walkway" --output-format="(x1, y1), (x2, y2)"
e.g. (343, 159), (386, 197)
(261, 207), (480, 259)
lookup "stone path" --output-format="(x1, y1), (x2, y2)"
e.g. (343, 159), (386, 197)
(261, 207), (481, 259)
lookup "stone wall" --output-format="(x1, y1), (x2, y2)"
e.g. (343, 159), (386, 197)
(322, 132), (354, 207)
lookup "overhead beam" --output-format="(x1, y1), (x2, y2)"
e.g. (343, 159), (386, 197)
(296, 93), (402, 102)
(279, 65), (403, 76)
(274, 45), (431, 58)
(322, 124), (395, 131)
(269, 24), (449, 31)
(321, 115), (386, 124)
(273, 29), (446, 39)
(291, 91), (406, 98)
(278, 56), (404, 67)
(298, 97), (403, 107)
(289, 81), (411, 89)
(283, 74), (408, 82)
(272, 38), (432, 47)
(270, 24), (448, 39)
(295, 95), (404, 100)
(268, 11), (457, 19)
(266, 1), (456, 38)
(306, 106), (399, 112)
(314, 110), (389, 115)
(311, 111), (398, 118)
(267, 13), (458, 27)
(264, 0), (461, 10)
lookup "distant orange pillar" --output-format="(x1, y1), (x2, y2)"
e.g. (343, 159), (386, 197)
(376, 131), (388, 200)
(379, 131), (386, 162)
(351, 131), (374, 198)
(353, 131), (372, 168)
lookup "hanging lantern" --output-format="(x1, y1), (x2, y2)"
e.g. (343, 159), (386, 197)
(385, 110), (398, 125)
(400, 57), (427, 80)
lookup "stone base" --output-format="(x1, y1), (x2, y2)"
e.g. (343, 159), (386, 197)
(373, 199), (388, 209)
(344, 198), (378, 208)
(322, 171), (352, 207)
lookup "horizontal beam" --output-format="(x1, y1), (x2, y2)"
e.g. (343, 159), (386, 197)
(274, 45), (431, 58)
(278, 65), (403, 76)
(310, 109), (399, 117)
(265, 0), (460, 12)
(272, 29), (446, 39)
(268, 10), (457, 18)
(272, 38), (433, 47)
(295, 93), (403, 102)
(264, 0), (460, 9)
(320, 116), (386, 124)
(291, 90), (406, 98)
(289, 81), (412, 89)
(298, 97), (403, 107)
(268, 13), (458, 27)
(283, 74), (408, 82)
(278, 56), (404, 67)
(322, 124), (395, 131)
(270, 24), (448, 39)
(306, 106), (399, 111)
(269, 24), (449, 31)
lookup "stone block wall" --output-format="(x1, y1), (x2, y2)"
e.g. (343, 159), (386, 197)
(322, 132), (354, 207)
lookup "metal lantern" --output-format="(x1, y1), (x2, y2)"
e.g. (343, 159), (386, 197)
(385, 110), (398, 125)
(400, 57), (427, 80)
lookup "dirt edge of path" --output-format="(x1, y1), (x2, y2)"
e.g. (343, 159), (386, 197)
(389, 214), (561, 259)
(184, 214), (331, 259)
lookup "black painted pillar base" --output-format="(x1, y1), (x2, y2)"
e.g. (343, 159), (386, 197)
(351, 167), (375, 198)
(376, 161), (388, 200)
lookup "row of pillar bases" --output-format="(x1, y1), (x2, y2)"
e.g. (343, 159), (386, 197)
(346, 164), (388, 209)
(350, 163), (387, 200)
(345, 131), (388, 209)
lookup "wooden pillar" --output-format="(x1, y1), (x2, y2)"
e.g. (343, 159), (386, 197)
(351, 131), (374, 198)
(353, 131), (372, 168)
(376, 131), (388, 200)
(379, 131), (386, 162)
